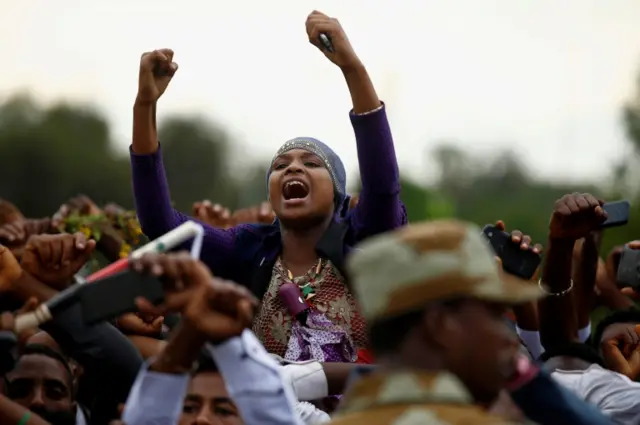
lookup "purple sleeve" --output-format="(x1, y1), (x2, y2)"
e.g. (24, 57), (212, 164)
(129, 145), (238, 273)
(348, 104), (406, 239)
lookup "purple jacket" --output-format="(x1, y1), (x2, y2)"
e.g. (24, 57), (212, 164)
(130, 105), (406, 298)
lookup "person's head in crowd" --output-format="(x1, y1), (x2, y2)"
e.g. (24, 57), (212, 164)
(267, 138), (349, 230)
(180, 353), (242, 425)
(347, 220), (543, 404)
(591, 309), (640, 379)
(4, 343), (76, 425)
(26, 331), (83, 390)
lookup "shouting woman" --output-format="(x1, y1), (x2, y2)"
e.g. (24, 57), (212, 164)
(129, 11), (406, 364)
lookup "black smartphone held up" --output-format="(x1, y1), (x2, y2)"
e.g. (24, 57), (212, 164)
(79, 270), (165, 326)
(616, 245), (640, 289)
(319, 33), (335, 52)
(600, 200), (630, 228)
(482, 225), (541, 280)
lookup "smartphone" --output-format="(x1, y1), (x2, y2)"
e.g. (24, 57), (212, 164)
(616, 245), (640, 289)
(482, 225), (541, 279)
(600, 200), (630, 228)
(319, 33), (334, 52)
(79, 270), (165, 326)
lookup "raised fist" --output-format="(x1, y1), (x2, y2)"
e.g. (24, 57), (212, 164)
(305, 11), (361, 70)
(549, 193), (606, 240)
(136, 49), (179, 105)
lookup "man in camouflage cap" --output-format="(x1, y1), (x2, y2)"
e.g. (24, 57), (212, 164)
(330, 219), (544, 424)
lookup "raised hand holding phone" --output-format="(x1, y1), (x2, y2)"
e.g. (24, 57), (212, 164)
(482, 221), (542, 280)
(318, 33), (334, 53)
(549, 193), (607, 240)
(305, 10), (362, 70)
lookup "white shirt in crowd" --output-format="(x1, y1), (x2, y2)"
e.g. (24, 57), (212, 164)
(551, 364), (640, 425)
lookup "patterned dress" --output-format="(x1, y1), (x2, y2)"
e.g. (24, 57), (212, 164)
(252, 258), (370, 361)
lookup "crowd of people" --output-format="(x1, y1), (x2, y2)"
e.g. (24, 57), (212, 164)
(2, 9), (640, 425)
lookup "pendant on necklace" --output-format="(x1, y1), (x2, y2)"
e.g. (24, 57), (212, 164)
(302, 286), (315, 299)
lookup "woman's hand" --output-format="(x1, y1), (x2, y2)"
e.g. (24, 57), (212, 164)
(137, 49), (178, 105)
(305, 11), (362, 71)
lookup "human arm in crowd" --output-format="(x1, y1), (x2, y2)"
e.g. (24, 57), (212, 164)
(508, 367), (615, 425)
(306, 12), (406, 236)
(207, 330), (303, 425)
(130, 49), (238, 274)
(9, 233), (144, 425)
(0, 395), (50, 425)
(538, 194), (606, 351)
(538, 234), (576, 350)
(514, 225), (597, 359)
(123, 321), (204, 425)
(123, 252), (302, 425)
(279, 359), (361, 400)
(573, 234), (600, 333)
(127, 335), (167, 359)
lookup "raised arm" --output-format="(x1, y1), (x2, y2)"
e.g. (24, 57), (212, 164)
(131, 49), (237, 274)
(305, 12), (406, 239)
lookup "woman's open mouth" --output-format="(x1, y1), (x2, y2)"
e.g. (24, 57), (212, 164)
(282, 179), (309, 205)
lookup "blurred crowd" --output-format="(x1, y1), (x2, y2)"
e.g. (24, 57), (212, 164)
(3, 9), (640, 425)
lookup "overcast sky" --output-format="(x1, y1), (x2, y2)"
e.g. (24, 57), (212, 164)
(2, 0), (640, 185)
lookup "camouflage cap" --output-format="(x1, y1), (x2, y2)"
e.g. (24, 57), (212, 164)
(347, 219), (544, 323)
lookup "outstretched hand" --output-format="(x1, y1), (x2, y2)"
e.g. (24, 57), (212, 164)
(21, 233), (96, 289)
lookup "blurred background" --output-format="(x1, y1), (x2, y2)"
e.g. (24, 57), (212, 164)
(2, 0), (640, 254)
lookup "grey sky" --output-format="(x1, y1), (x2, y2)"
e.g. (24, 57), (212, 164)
(1, 0), (640, 185)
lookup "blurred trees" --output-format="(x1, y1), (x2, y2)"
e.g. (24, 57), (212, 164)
(0, 95), (131, 215)
(160, 116), (236, 212)
(0, 94), (251, 217)
(0, 87), (639, 257)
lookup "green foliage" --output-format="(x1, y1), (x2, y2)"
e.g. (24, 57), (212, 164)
(0, 94), (247, 217)
(59, 213), (107, 241)
(160, 116), (238, 212)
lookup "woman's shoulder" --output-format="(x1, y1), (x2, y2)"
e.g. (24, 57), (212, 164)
(232, 222), (280, 251)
